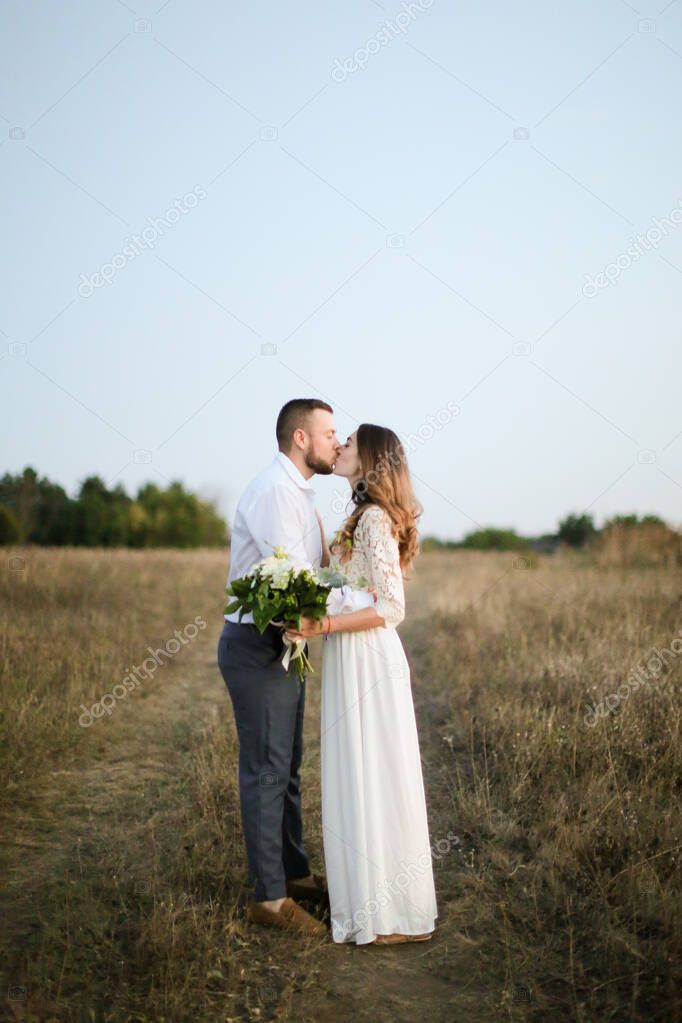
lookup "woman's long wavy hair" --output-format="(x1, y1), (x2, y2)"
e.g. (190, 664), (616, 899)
(330, 424), (423, 576)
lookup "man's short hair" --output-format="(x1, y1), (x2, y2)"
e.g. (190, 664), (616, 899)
(276, 398), (334, 451)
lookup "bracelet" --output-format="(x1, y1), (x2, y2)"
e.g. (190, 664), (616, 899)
(324, 615), (332, 636)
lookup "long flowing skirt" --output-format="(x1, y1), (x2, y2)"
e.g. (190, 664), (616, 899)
(320, 626), (438, 944)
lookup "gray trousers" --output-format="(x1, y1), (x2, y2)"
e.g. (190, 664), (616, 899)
(217, 620), (311, 901)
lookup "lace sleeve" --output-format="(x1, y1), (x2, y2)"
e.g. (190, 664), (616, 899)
(357, 506), (405, 627)
(326, 584), (375, 616)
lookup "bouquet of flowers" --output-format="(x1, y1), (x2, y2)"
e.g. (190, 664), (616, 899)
(224, 545), (369, 680)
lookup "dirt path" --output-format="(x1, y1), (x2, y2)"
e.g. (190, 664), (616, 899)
(2, 633), (222, 1018)
(2, 626), (471, 1022)
(286, 643), (466, 1023)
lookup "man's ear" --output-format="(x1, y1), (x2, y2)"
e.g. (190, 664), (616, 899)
(291, 427), (307, 451)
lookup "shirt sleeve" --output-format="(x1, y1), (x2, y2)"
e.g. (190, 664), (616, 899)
(359, 506), (406, 627)
(245, 486), (317, 569)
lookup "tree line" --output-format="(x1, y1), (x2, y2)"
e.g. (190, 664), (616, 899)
(421, 512), (681, 567)
(2, 467), (678, 561)
(0, 468), (228, 548)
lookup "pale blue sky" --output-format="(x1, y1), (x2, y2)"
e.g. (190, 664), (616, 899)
(2, 0), (681, 541)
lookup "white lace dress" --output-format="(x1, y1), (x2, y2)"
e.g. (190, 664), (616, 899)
(321, 505), (438, 944)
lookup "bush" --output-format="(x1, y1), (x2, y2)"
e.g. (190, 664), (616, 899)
(460, 527), (528, 551)
(593, 514), (681, 568)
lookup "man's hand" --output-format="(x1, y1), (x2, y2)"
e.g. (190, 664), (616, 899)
(316, 509), (331, 568)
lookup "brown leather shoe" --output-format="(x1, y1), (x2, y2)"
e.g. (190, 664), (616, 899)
(246, 897), (326, 937)
(373, 931), (433, 945)
(285, 873), (329, 905)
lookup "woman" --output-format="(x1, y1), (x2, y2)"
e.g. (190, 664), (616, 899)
(287, 424), (438, 946)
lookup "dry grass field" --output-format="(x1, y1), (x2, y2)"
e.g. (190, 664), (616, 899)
(1, 545), (681, 1022)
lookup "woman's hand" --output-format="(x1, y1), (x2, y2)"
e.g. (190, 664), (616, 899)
(285, 616), (326, 640)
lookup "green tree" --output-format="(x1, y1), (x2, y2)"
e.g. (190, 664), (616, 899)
(0, 504), (20, 544)
(0, 466), (229, 548)
(603, 513), (665, 529)
(33, 480), (76, 545)
(0, 467), (40, 541)
(196, 498), (229, 546)
(75, 477), (131, 546)
(136, 480), (227, 547)
(557, 512), (596, 548)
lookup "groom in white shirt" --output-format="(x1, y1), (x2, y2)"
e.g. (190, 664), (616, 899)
(218, 398), (341, 936)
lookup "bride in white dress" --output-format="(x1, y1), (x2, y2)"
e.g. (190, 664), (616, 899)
(288, 424), (438, 946)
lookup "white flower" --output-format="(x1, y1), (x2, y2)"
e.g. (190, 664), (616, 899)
(258, 556), (280, 578)
(270, 559), (295, 589)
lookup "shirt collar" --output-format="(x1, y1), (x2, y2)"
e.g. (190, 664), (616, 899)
(275, 450), (315, 492)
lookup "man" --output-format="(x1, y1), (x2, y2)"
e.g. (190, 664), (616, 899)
(217, 398), (351, 936)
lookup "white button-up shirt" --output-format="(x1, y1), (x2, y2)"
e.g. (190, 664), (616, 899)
(224, 451), (323, 624)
